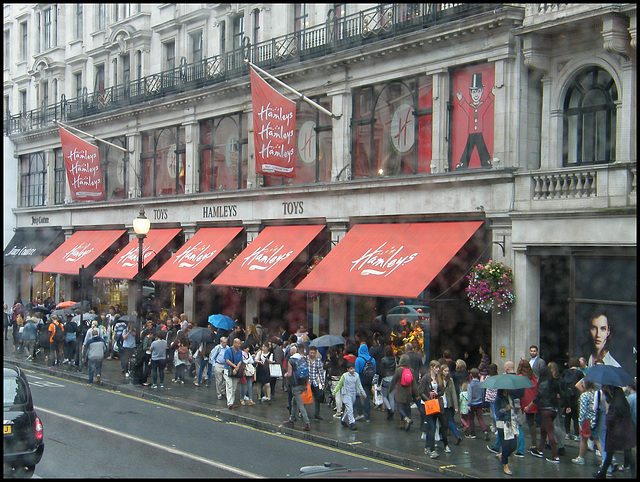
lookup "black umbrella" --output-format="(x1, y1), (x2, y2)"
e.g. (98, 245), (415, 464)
(30, 306), (51, 316)
(187, 326), (214, 345)
(118, 314), (138, 324)
(584, 364), (634, 387)
(51, 308), (74, 317)
(70, 300), (92, 313)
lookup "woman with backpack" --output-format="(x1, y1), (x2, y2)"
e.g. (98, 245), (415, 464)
(389, 354), (419, 433)
(379, 345), (397, 420)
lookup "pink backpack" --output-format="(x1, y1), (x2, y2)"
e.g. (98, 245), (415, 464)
(400, 367), (414, 386)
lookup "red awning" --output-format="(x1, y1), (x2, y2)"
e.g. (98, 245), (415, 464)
(94, 228), (182, 280)
(211, 225), (324, 289)
(150, 227), (242, 284)
(295, 221), (483, 298)
(33, 230), (126, 276)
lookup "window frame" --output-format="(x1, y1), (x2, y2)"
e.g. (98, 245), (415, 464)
(562, 66), (618, 166)
(20, 152), (46, 207)
(141, 125), (186, 198)
(198, 112), (248, 192)
(351, 75), (433, 179)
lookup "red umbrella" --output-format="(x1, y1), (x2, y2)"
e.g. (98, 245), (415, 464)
(56, 300), (77, 308)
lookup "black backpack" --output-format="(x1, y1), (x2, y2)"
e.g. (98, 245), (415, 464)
(360, 357), (376, 385)
(52, 322), (65, 342)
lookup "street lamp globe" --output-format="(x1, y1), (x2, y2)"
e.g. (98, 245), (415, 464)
(133, 208), (150, 237)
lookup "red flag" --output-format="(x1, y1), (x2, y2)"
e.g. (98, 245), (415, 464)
(58, 126), (105, 201)
(250, 67), (296, 178)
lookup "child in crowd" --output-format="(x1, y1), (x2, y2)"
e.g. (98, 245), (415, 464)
(333, 362), (367, 431)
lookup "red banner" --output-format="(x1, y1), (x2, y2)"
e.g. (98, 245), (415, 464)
(250, 68), (296, 178)
(58, 126), (105, 201)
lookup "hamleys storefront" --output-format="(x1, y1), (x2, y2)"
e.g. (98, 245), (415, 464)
(19, 185), (493, 360)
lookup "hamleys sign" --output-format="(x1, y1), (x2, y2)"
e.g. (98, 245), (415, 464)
(242, 241), (293, 272)
(61, 242), (95, 264)
(350, 243), (418, 277)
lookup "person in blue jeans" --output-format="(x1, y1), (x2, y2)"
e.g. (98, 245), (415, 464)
(488, 361), (526, 457)
(150, 330), (167, 388)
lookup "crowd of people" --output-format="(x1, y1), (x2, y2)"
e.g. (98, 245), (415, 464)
(4, 298), (636, 478)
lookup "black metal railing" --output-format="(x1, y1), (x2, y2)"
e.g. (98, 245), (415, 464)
(5, 3), (501, 136)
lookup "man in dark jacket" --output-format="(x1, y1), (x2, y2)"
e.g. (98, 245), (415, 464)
(559, 357), (584, 440)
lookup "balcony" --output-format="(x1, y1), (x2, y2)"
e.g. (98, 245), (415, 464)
(5, 3), (501, 136)
(514, 163), (637, 213)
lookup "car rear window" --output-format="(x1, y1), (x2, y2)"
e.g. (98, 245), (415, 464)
(3, 376), (29, 405)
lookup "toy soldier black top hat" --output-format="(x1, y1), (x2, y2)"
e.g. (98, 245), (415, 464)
(469, 73), (483, 90)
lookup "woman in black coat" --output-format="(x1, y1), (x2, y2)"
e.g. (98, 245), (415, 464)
(525, 364), (561, 462)
(594, 385), (636, 478)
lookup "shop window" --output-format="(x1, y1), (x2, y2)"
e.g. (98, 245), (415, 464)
(264, 96), (333, 186)
(54, 148), (65, 205)
(352, 75), (432, 179)
(198, 113), (247, 192)
(141, 126), (185, 197)
(99, 137), (127, 200)
(20, 152), (46, 207)
(563, 66), (617, 166)
(202, 115), (247, 191)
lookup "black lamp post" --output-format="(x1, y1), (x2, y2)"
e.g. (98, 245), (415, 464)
(132, 207), (150, 346)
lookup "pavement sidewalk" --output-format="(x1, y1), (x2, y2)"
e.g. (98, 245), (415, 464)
(3, 339), (630, 479)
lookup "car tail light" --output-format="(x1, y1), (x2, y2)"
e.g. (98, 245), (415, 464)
(34, 418), (43, 440)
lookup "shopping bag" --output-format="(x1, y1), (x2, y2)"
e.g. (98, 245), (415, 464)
(301, 381), (313, 404)
(373, 384), (383, 406)
(424, 398), (441, 416)
(269, 363), (283, 378)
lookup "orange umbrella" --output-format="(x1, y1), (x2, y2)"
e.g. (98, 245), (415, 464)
(56, 300), (77, 308)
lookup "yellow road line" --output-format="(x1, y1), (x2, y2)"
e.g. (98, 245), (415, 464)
(29, 369), (414, 472)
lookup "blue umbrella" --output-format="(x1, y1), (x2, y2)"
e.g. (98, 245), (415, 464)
(584, 364), (634, 387)
(310, 334), (346, 348)
(480, 374), (534, 390)
(208, 314), (235, 331)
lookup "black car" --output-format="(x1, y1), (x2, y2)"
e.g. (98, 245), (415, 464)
(3, 366), (44, 477)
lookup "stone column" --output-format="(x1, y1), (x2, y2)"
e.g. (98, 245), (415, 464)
(126, 133), (140, 198)
(427, 68), (448, 173)
(327, 219), (349, 336)
(512, 246), (541, 361)
(182, 115), (198, 194)
(244, 221), (262, 326)
(181, 223), (197, 322)
(329, 89), (351, 181)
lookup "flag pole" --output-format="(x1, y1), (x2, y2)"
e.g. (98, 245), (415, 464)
(245, 59), (341, 119)
(54, 120), (132, 154)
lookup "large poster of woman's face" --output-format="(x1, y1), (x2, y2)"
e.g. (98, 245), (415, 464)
(575, 304), (636, 377)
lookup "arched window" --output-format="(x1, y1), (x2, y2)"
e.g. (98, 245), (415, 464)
(563, 67), (617, 166)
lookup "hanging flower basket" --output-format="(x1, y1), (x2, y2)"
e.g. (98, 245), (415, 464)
(306, 255), (323, 301)
(465, 260), (515, 314)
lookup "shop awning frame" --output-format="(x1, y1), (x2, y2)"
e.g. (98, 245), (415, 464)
(295, 221), (483, 298)
(150, 227), (243, 284)
(33, 230), (127, 276)
(94, 228), (182, 280)
(211, 224), (325, 289)
(3, 227), (64, 266)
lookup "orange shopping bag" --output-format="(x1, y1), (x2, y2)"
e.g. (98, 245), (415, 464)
(301, 381), (313, 404)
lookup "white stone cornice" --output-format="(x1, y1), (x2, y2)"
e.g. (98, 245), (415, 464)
(522, 34), (550, 75)
(602, 14), (633, 60)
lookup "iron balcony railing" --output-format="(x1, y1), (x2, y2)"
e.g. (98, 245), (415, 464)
(5, 3), (501, 136)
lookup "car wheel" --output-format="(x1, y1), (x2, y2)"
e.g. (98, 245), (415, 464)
(13, 465), (36, 478)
